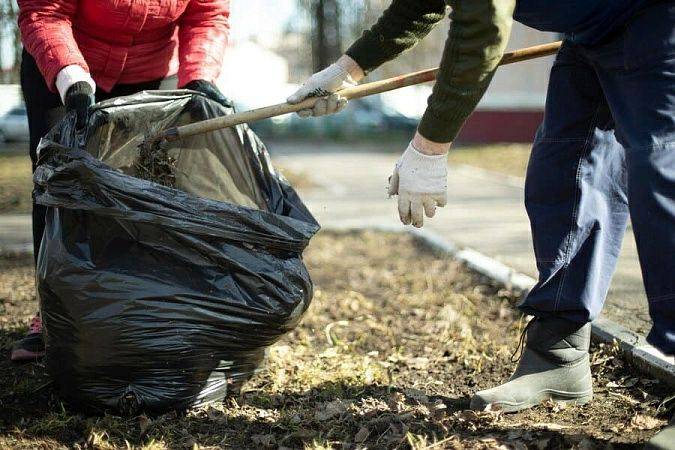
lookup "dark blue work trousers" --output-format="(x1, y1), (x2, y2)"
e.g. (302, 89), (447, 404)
(518, 2), (675, 355)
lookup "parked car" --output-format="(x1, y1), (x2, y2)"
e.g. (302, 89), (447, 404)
(248, 96), (418, 140)
(0, 105), (29, 142)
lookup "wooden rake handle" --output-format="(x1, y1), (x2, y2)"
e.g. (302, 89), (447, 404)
(162, 40), (562, 141)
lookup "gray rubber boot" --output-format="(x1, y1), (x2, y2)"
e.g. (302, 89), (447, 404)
(471, 317), (593, 413)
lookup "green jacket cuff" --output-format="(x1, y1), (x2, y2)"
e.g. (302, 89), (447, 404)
(417, 87), (486, 143)
(345, 36), (383, 74)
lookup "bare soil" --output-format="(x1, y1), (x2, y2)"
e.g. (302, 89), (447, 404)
(0, 231), (671, 449)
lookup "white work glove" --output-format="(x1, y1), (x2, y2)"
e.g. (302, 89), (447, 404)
(287, 56), (362, 117)
(388, 141), (448, 228)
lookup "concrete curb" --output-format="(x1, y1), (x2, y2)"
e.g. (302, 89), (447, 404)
(325, 223), (675, 387)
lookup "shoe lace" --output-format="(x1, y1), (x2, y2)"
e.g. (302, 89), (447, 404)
(28, 315), (42, 334)
(510, 317), (537, 363)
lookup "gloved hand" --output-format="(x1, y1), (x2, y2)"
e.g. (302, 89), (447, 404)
(56, 65), (96, 131)
(388, 136), (449, 228)
(287, 55), (364, 117)
(183, 80), (233, 108)
(64, 81), (95, 130)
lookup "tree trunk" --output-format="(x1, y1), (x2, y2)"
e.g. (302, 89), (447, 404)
(311, 0), (342, 72)
(10, 0), (21, 83)
(0, 0), (21, 83)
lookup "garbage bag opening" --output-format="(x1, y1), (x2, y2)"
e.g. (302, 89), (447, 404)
(88, 91), (269, 209)
(33, 90), (319, 414)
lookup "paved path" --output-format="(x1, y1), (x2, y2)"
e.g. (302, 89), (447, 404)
(0, 142), (651, 335)
(272, 142), (651, 336)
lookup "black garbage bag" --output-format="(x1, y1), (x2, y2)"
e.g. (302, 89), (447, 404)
(33, 90), (319, 414)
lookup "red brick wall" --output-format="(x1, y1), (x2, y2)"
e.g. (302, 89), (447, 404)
(456, 110), (544, 143)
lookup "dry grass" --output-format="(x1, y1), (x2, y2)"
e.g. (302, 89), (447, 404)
(0, 152), (32, 214)
(449, 144), (531, 178)
(0, 231), (671, 449)
(276, 165), (315, 190)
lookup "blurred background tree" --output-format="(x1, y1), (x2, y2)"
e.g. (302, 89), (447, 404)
(308, 0), (342, 72)
(0, 0), (20, 83)
(290, 0), (449, 82)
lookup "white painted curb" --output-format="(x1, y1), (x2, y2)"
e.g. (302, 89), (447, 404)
(324, 223), (675, 387)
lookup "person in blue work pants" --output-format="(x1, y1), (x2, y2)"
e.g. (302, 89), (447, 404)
(289, 0), (673, 443)
(473, 3), (675, 425)
(519, 4), (674, 357)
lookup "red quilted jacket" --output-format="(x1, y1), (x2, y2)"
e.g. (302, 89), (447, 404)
(18, 0), (230, 92)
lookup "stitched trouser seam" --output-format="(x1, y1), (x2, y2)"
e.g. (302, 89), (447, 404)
(553, 102), (604, 312)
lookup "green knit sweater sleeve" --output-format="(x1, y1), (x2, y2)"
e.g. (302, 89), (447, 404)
(419, 0), (515, 142)
(346, 0), (515, 143)
(345, 0), (447, 73)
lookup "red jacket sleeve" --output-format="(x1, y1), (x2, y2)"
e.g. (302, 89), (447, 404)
(177, 0), (230, 88)
(17, 0), (88, 91)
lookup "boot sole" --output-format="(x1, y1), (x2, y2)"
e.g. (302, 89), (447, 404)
(471, 389), (593, 413)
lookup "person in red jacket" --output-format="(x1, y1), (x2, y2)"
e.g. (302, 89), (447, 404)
(11, 0), (231, 361)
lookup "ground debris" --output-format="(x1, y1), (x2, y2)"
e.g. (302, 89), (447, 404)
(630, 413), (664, 430)
(354, 426), (369, 443)
(314, 399), (351, 421)
(0, 231), (670, 449)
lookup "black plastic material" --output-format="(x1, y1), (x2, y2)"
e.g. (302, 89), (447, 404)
(33, 90), (319, 414)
